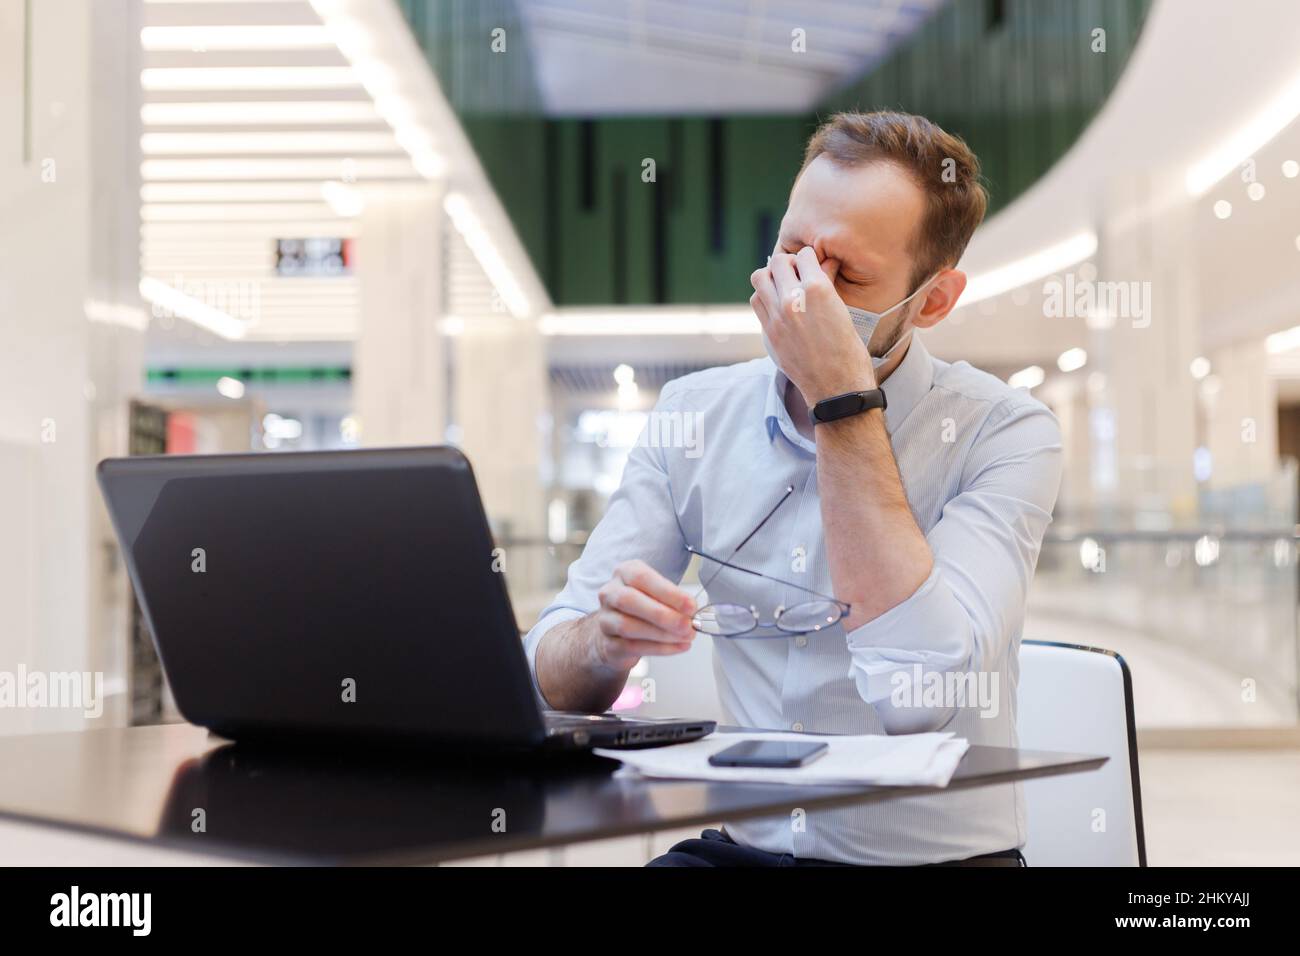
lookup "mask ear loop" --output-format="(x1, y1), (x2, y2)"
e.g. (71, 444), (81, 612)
(872, 274), (938, 362)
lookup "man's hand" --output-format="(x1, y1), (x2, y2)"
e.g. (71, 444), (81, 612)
(750, 246), (875, 403)
(592, 559), (697, 670)
(535, 559), (696, 711)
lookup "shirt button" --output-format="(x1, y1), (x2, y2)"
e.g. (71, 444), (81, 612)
(795, 636), (808, 648)
(792, 722), (805, 732)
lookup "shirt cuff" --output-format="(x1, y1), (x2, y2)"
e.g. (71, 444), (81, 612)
(843, 564), (974, 707)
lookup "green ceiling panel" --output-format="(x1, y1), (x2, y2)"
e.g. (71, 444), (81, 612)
(397, 0), (1153, 306)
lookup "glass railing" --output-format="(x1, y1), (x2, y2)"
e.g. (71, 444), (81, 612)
(503, 524), (1300, 731)
(1030, 530), (1299, 728)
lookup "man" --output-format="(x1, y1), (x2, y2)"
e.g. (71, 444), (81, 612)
(523, 110), (1062, 866)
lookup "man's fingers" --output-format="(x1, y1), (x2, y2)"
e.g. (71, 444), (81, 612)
(600, 582), (694, 637)
(596, 608), (693, 646)
(597, 632), (692, 662)
(796, 246), (840, 309)
(614, 560), (696, 615)
(795, 246), (831, 290)
(769, 252), (800, 307)
(620, 638), (692, 656)
(750, 268), (780, 325)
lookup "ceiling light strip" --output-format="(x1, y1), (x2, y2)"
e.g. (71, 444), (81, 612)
(140, 130), (400, 154)
(539, 307), (759, 337)
(142, 100), (380, 126)
(141, 25), (335, 52)
(140, 66), (358, 91)
(141, 157), (417, 180)
(959, 231), (1099, 308)
(140, 276), (248, 340)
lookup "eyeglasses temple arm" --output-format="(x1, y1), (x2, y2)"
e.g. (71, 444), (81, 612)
(685, 545), (850, 611)
(694, 484), (794, 598)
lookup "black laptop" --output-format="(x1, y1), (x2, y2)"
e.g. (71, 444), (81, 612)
(96, 446), (714, 751)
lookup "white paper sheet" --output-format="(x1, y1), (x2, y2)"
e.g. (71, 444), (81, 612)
(595, 730), (970, 788)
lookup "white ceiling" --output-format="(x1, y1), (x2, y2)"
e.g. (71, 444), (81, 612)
(517, 0), (947, 115)
(141, 0), (1300, 401)
(138, 0), (412, 343)
(138, 0), (549, 353)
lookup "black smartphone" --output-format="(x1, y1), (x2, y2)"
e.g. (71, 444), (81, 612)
(707, 739), (829, 769)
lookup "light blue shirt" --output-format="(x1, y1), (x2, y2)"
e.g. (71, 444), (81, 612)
(523, 335), (1063, 864)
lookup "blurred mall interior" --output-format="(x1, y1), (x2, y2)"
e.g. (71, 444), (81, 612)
(3, 0), (1300, 864)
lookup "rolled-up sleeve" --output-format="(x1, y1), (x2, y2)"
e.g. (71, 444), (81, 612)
(844, 399), (1063, 734)
(521, 385), (692, 705)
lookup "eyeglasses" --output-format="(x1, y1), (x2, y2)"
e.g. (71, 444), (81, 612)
(684, 487), (851, 639)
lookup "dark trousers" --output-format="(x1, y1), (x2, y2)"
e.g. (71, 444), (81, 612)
(647, 828), (1027, 867)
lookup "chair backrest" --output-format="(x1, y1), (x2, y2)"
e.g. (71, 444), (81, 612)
(1016, 640), (1146, 866)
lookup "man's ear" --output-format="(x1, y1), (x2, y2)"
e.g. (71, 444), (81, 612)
(912, 269), (967, 329)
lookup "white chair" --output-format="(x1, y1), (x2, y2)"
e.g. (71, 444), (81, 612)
(1016, 640), (1147, 866)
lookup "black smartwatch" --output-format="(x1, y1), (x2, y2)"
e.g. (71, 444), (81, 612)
(809, 388), (887, 426)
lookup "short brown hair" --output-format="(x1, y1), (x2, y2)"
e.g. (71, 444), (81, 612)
(799, 110), (988, 291)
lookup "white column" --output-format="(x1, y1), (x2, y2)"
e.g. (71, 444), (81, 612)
(1038, 377), (1092, 523)
(353, 184), (446, 446)
(0, 0), (143, 732)
(1089, 187), (1202, 524)
(452, 314), (549, 622)
(1203, 340), (1278, 489)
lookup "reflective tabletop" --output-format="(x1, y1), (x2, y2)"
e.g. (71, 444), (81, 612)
(0, 723), (1105, 864)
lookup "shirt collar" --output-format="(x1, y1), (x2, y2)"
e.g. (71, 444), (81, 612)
(763, 360), (788, 443)
(762, 333), (935, 444)
(880, 333), (934, 432)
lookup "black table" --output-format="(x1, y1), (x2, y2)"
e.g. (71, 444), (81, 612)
(0, 723), (1105, 865)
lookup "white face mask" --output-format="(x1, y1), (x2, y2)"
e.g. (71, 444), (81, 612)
(845, 276), (936, 369)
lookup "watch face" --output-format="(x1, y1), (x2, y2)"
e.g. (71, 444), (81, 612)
(814, 390), (884, 422)
(825, 394), (863, 419)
